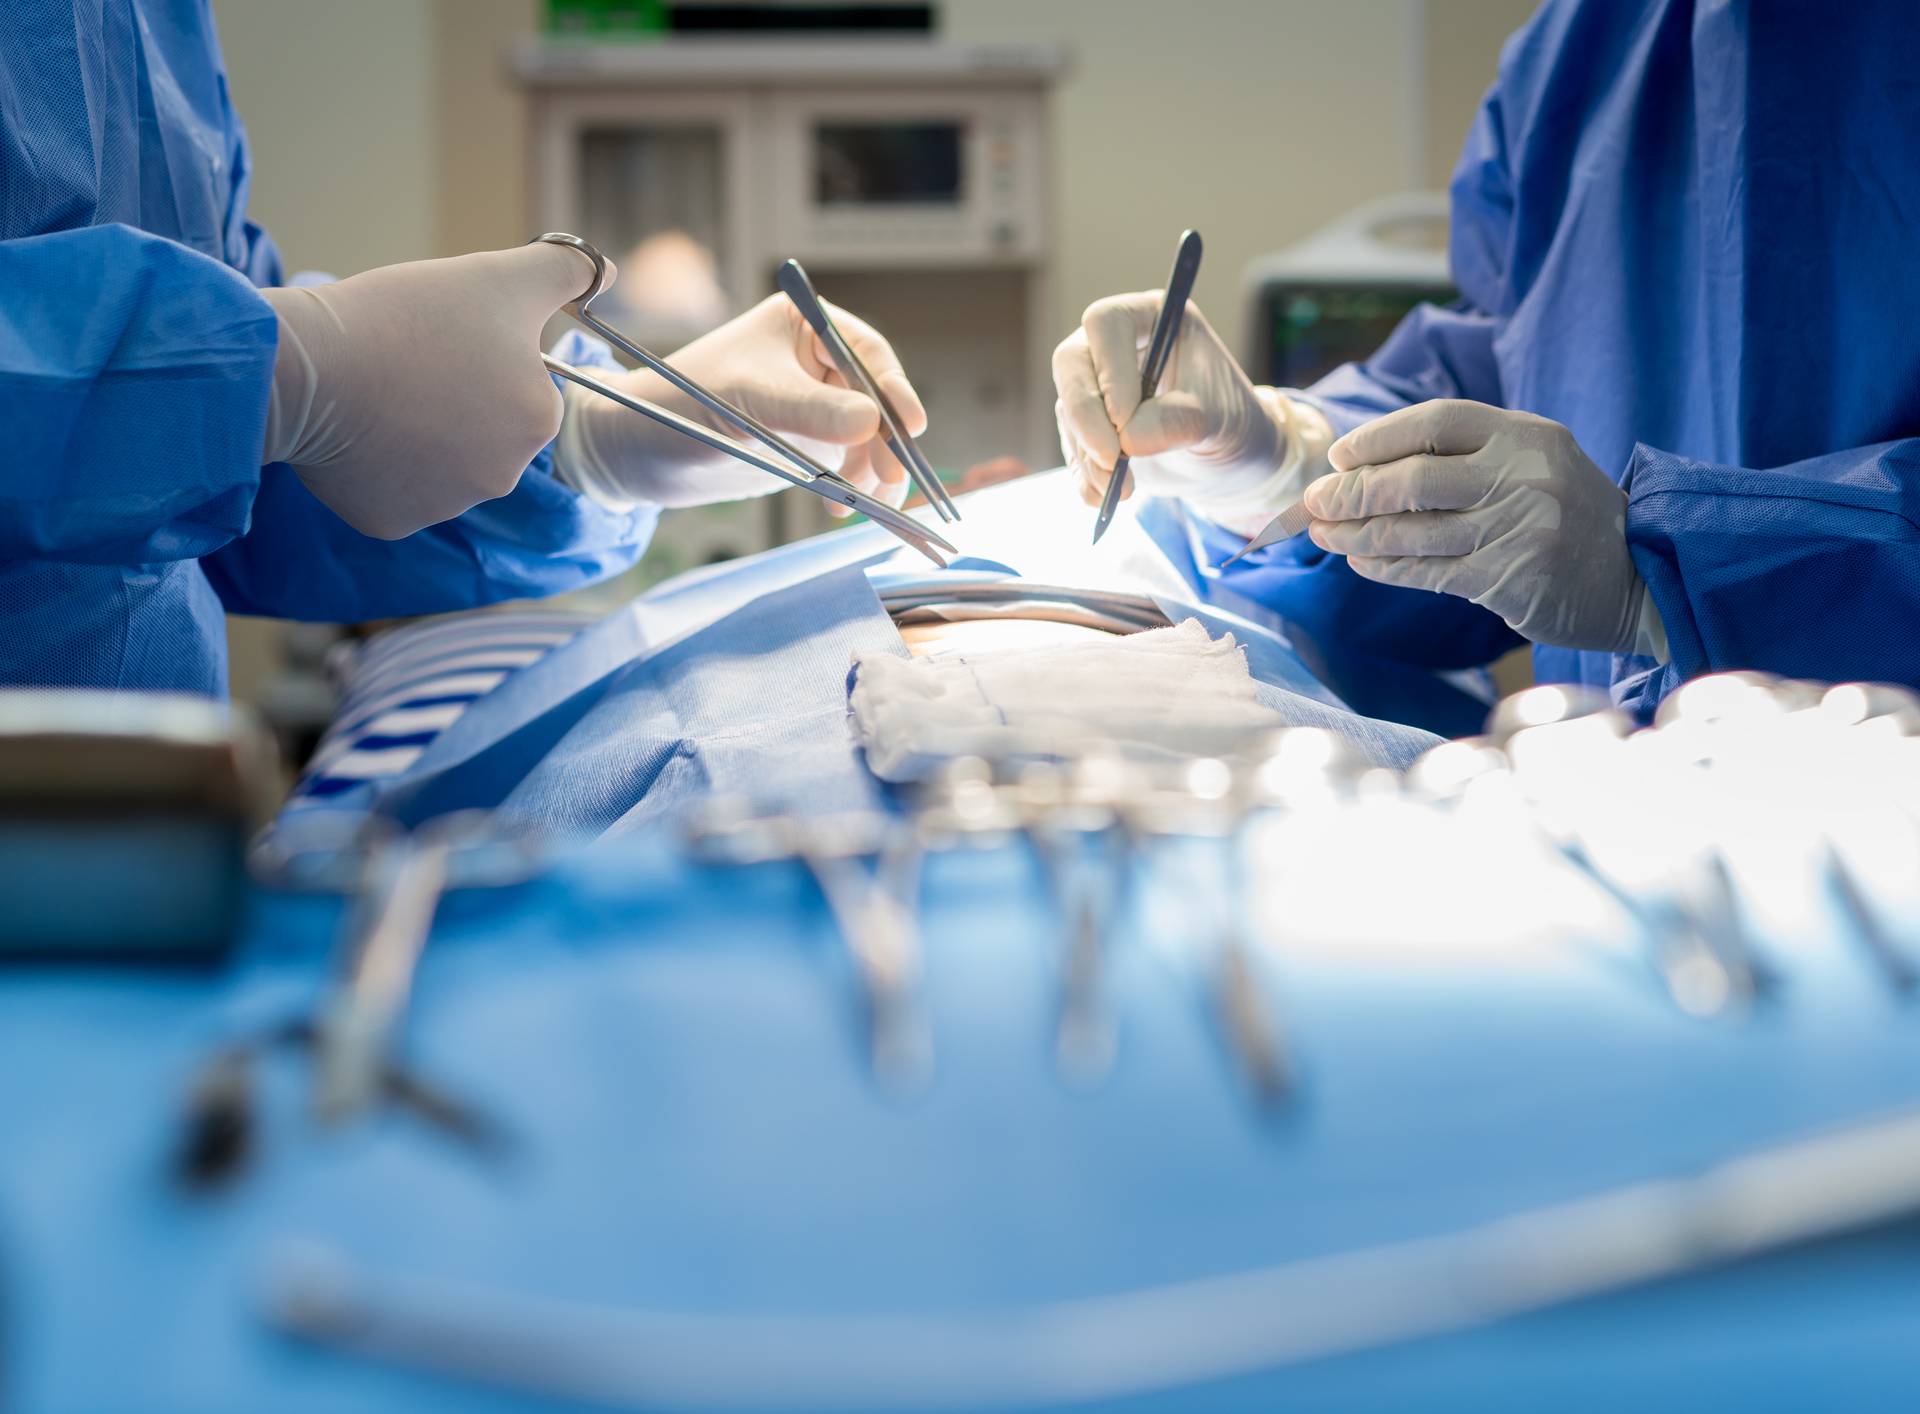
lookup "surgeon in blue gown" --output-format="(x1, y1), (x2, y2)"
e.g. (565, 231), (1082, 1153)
(1056, 0), (1920, 724)
(0, 0), (928, 698)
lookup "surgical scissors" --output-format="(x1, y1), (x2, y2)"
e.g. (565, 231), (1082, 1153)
(778, 259), (960, 523)
(534, 233), (956, 567)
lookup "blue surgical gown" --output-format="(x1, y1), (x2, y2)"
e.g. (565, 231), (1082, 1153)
(0, 0), (656, 697)
(1208, 0), (1920, 720)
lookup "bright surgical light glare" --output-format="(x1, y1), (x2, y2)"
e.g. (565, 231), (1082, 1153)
(1668, 950), (1733, 1018)
(1822, 683), (1871, 728)
(1254, 728), (1348, 799)
(1408, 740), (1503, 800)
(1511, 685), (1578, 730)
(1505, 715), (1623, 782)
(1184, 757), (1233, 801)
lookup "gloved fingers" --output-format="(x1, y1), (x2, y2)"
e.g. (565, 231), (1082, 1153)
(1056, 399), (1104, 507)
(815, 300), (931, 436)
(743, 369), (884, 448)
(1343, 552), (1471, 596)
(1347, 548), (1511, 610)
(1052, 333), (1123, 473)
(1327, 398), (1507, 473)
(534, 378), (566, 451)
(872, 434), (911, 491)
(1119, 390), (1212, 459)
(1080, 290), (1168, 433)
(1308, 508), (1489, 559)
(873, 444), (911, 508)
(1303, 453), (1489, 520)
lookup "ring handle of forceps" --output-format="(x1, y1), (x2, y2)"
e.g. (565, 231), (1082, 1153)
(537, 230), (611, 306)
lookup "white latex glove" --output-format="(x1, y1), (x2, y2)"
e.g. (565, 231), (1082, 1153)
(1051, 291), (1332, 535)
(262, 242), (601, 540)
(553, 294), (925, 513)
(1303, 400), (1667, 658)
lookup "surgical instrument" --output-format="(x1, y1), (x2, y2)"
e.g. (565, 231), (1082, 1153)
(313, 823), (460, 1125)
(258, 1099), (1920, 1410)
(1093, 229), (1204, 545)
(175, 1016), (504, 1192)
(1122, 756), (1294, 1107)
(1009, 760), (1129, 1083)
(871, 572), (1173, 638)
(803, 817), (934, 1095)
(181, 811), (543, 1186)
(778, 259), (960, 523)
(686, 804), (933, 1094)
(1474, 689), (1763, 1015)
(1218, 500), (1312, 570)
(305, 811), (545, 1125)
(533, 233), (955, 567)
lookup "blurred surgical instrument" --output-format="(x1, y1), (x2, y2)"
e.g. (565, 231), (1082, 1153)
(686, 805), (932, 1094)
(1094, 229), (1204, 544)
(265, 1097), (1920, 1409)
(313, 826), (459, 1125)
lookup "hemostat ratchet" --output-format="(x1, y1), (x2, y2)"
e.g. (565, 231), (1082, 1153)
(534, 233), (955, 567)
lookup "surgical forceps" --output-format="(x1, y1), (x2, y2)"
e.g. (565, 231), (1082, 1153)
(1093, 229), (1204, 544)
(779, 259), (960, 523)
(533, 233), (956, 568)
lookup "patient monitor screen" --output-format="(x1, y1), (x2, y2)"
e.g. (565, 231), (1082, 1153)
(814, 122), (964, 205)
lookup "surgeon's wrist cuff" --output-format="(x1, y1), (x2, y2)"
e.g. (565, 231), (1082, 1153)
(261, 292), (319, 466)
(1627, 581), (1670, 663)
(552, 382), (645, 512)
(1188, 389), (1332, 539)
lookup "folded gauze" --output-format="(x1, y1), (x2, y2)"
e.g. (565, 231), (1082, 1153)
(848, 618), (1286, 781)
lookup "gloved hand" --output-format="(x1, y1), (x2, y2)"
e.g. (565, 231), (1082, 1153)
(1303, 399), (1667, 658)
(262, 241), (602, 540)
(1051, 292), (1332, 535)
(552, 294), (926, 513)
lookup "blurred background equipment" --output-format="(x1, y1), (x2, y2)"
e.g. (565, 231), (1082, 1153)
(543, 2), (938, 37)
(0, 692), (279, 960)
(1241, 192), (1455, 388)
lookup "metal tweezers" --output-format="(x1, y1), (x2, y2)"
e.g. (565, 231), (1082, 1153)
(778, 259), (960, 523)
(534, 233), (955, 567)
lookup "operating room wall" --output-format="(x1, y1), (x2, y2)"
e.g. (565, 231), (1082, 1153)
(214, 0), (439, 278)
(954, 0), (1538, 357)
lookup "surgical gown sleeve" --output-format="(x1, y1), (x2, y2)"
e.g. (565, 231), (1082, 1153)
(1203, 88), (1522, 673)
(201, 331), (659, 622)
(0, 225), (277, 565)
(1616, 440), (1920, 713)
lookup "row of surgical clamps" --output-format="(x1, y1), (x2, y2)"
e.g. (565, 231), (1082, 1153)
(685, 671), (1920, 1107)
(177, 671), (1920, 1188)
